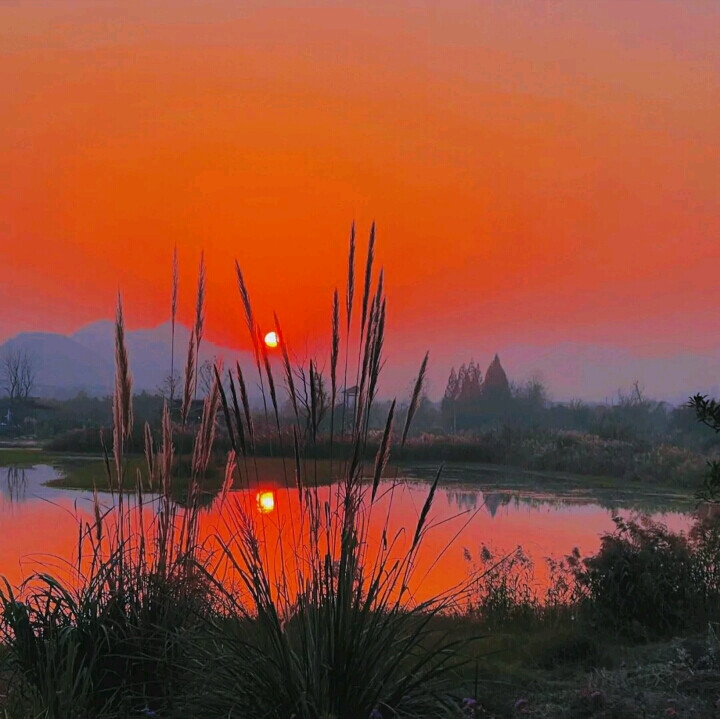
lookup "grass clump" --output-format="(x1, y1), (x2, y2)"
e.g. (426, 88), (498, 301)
(0, 297), (219, 718)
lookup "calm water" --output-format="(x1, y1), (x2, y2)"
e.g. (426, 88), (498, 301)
(0, 461), (693, 598)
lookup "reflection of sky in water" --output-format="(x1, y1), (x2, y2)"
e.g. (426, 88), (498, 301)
(0, 464), (695, 596)
(1, 464), (88, 503)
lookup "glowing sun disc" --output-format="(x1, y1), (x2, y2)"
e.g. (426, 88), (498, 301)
(264, 331), (279, 348)
(256, 490), (276, 514)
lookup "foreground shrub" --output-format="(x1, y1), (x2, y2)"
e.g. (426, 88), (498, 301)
(464, 546), (539, 630)
(573, 514), (720, 638)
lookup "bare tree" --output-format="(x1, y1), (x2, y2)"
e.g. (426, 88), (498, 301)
(295, 362), (329, 440)
(159, 371), (181, 402)
(1, 348), (36, 402)
(198, 358), (215, 398)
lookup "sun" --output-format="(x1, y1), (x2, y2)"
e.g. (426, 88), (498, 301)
(256, 490), (276, 514)
(264, 331), (279, 349)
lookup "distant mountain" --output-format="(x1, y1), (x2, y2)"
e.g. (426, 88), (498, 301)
(3, 321), (719, 404)
(0, 321), (253, 399)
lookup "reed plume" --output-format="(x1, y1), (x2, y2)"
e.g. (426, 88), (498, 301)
(411, 464), (443, 551)
(156, 399), (174, 575)
(170, 244), (179, 403)
(346, 221), (355, 330)
(360, 221), (376, 341)
(366, 281), (386, 414)
(181, 330), (196, 427)
(402, 351), (429, 446)
(113, 294), (133, 495)
(340, 223), (355, 440)
(144, 421), (155, 487)
(275, 312), (299, 421)
(219, 450), (236, 509)
(235, 259), (255, 336)
(372, 399), (395, 501)
(110, 294), (134, 585)
(160, 400), (174, 493)
(329, 289), (340, 448)
(330, 290), (340, 409)
(236, 361), (255, 452)
(261, 341), (281, 433)
(293, 425), (303, 503)
(215, 364), (236, 454)
(351, 222), (376, 436)
(191, 363), (220, 480)
(193, 251), (206, 398)
(354, 293), (377, 436)
(235, 260), (268, 419)
(113, 294), (133, 443)
(309, 360), (318, 443)
(228, 370), (247, 455)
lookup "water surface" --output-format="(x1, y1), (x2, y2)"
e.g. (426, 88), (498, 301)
(0, 460), (693, 598)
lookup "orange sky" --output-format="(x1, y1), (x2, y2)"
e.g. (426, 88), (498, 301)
(2, 1), (719, 397)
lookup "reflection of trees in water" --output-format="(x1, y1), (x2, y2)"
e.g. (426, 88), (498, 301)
(483, 492), (513, 517)
(3, 466), (27, 503)
(444, 487), (639, 517)
(593, 495), (691, 516)
(168, 483), (221, 510)
(446, 490), (479, 512)
(446, 490), (512, 517)
(448, 488), (559, 516)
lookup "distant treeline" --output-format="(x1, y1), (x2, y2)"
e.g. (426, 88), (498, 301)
(2, 357), (718, 475)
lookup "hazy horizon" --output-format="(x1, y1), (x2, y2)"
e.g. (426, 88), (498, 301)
(3, 316), (718, 405)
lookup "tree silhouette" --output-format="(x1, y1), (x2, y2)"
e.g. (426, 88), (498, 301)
(690, 393), (720, 504)
(1, 348), (35, 403)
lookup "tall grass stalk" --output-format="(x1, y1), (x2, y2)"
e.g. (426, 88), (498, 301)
(235, 260), (269, 424)
(170, 243), (179, 405)
(340, 221), (355, 441)
(192, 251), (206, 399)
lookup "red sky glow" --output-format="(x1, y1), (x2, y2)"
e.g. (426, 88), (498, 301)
(2, 1), (719, 400)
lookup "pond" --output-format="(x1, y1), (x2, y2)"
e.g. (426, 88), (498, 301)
(0, 459), (694, 598)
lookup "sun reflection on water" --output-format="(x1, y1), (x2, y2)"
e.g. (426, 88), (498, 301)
(256, 490), (276, 514)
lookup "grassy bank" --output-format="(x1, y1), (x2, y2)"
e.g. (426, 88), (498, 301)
(0, 448), (49, 466)
(450, 621), (720, 718)
(44, 424), (714, 492)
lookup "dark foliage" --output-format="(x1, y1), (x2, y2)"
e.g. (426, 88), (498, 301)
(572, 515), (720, 638)
(690, 393), (720, 434)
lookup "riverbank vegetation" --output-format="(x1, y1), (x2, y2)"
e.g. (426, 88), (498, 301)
(20, 424), (713, 497)
(5, 384), (716, 496)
